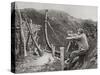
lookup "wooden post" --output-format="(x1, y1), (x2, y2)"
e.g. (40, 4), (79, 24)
(22, 22), (27, 56)
(60, 47), (64, 70)
(15, 5), (27, 57)
(45, 10), (52, 50)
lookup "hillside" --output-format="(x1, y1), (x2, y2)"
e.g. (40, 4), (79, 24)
(42, 9), (97, 69)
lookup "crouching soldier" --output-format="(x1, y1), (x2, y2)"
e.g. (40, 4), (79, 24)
(65, 28), (89, 69)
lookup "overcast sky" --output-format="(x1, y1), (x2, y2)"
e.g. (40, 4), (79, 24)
(16, 2), (97, 21)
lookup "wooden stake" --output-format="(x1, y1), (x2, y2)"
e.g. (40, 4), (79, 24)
(60, 47), (64, 70)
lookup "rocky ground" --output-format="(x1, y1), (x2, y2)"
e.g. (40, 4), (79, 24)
(15, 52), (61, 73)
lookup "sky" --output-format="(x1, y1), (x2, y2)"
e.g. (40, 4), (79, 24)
(15, 2), (97, 21)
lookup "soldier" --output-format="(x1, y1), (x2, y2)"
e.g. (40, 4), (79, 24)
(65, 28), (89, 69)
